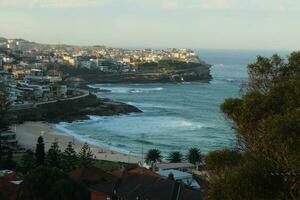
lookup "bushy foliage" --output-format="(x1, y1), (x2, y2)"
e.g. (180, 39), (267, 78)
(78, 142), (94, 167)
(0, 85), (10, 132)
(0, 85), (12, 160)
(19, 166), (88, 200)
(205, 149), (242, 171)
(62, 142), (78, 171)
(209, 52), (300, 199)
(46, 141), (62, 168)
(19, 150), (36, 174)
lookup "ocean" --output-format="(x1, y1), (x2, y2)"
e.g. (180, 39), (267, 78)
(55, 49), (291, 157)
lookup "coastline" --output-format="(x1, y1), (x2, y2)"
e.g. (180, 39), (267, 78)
(14, 121), (142, 164)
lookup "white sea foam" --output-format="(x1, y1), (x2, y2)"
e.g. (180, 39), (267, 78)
(54, 123), (132, 154)
(89, 84), (163, 94)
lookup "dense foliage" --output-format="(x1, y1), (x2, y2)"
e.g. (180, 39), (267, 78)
(0, 85), (13, 163)
(137, 60), (208, 72)
(19, 166), (88, 200)
(205, 149), (242, 171)
(208, 52), (300, 199)
(186, 147), (203, 165)
(35, 136), (45, 166)
(167, 151), (183, 163)
(0, 85), (10, 132)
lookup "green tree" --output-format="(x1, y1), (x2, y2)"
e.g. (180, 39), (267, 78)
(208, 52), (300, 199)
(167, 151), (183, 163)
(78, 143), (94, 167)
(1, 150), (16, 170)
(19, 166), (88, 200)
(205, 149), (242, 171)
(145, 149), (162, 164)
(19, 150), (35, 174)
(186, 147), (202, 165)
(35, 136), (45, 166)
(63, 142), (78, 171)
(0, 85), (11, 160)
(46, 141), (62, 168)
(208, 158), (286, 200)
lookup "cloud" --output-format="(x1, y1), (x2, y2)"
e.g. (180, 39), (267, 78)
(1, 0), (300, 11)
(0, 0), (107, 7)
(149, 0), (300, 12)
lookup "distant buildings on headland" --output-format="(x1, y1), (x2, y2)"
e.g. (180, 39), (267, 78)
(0, 37), (202, 105)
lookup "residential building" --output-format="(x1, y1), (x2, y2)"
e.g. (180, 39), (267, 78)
(90, 172), (202, 200)
(156, 162), (195, 172)
(157, 169), (200, 189)
(0, 131), (17, 148)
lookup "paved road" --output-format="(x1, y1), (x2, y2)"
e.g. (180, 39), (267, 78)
(11, 88), (90, 111)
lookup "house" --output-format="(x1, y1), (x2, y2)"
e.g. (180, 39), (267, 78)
(69, 167), (117, 186)
(90, 172), (202, 200)
(0, 170), (22, 200)
(111, 167), (160, 178)
(0, 131), (17, 148)
(51, 84), (67, 98)
(156, 162), (195, 172)
(157, 169), (200, 189)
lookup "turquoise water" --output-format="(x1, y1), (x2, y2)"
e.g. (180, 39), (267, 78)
(55, 49), (290, 156)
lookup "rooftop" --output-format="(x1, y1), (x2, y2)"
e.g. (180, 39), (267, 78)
(156, 162), (195, 170)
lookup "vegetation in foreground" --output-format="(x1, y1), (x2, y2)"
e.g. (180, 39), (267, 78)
(207, 52), (300, 199)
(1, 51), (300, 199)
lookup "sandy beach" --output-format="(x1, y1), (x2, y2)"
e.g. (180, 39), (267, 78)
(13, 122), (142, 164)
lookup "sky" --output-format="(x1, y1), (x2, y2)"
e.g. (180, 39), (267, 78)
(0, 0), (300, 50)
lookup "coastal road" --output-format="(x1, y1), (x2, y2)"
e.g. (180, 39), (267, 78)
(11, 88), (90, 110)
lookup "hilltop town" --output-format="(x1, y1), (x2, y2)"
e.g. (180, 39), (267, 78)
(0, 37), (211, 107)
(0, 37), (211, 84)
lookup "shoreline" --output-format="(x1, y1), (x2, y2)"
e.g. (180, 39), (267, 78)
(13, 121), (142, 164)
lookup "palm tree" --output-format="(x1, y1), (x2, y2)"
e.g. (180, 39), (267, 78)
(145, 149), (162, 164)
(167, 151), (183, 163)
(186, 147), (202, 165)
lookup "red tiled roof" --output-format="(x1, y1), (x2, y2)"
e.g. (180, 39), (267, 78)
(69, 167), (116, 184)
(129, 167), (160, 177)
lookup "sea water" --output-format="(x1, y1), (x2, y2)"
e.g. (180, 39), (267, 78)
(55, 49), (290, 156)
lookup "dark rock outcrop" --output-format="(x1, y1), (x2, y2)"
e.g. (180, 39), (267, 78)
(13, 95), (142, 123)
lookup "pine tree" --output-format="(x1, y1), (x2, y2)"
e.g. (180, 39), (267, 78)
(63, 142), (78, 171)
(35, 136), (45, 166)
(20, 150), (36, 174)
(46, 141), (61, 168)
(78, 143), (94, 167)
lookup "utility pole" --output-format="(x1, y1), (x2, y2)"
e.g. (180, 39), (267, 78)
(141, 133), (145, 165)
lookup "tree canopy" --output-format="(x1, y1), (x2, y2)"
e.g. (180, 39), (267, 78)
(145, 149), (162, 164)
(186, 147), (202, 165)
(167, 151), (183, 163)
(35, 136), (45, 166)
(208, 52), (300, 199)
(19, 166), (88, 200)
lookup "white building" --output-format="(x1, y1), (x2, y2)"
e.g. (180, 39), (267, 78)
(157, 169), (200, 189)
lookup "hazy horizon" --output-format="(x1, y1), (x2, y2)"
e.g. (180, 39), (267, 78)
(1, 0), (300, 51)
